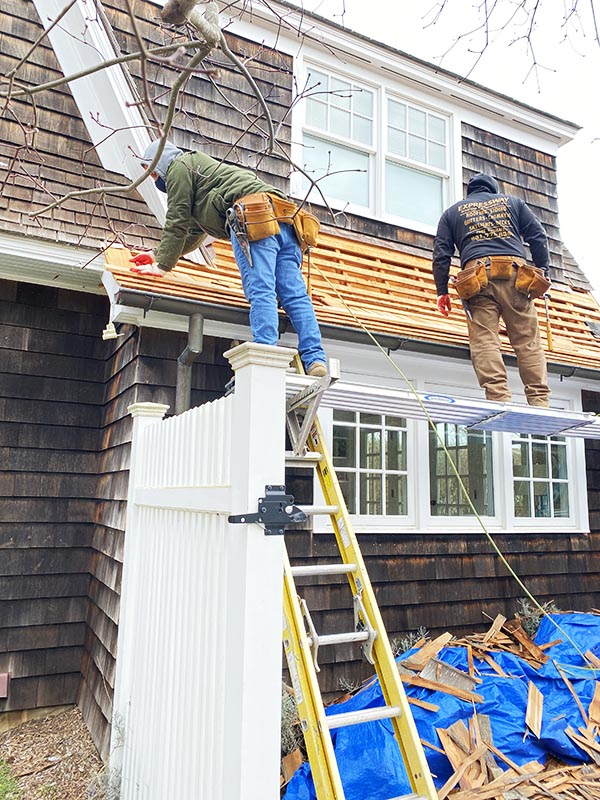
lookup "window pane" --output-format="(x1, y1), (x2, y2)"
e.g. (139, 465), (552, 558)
(386, 416), (406, 428)
(534, 482), (551, 517)
(386, 429), (406, 471)
(354, 115), (373, 146)
(551, 444), (568, 479)
(408, 106), (426, 135)
(428, 115), (446, 143)
(386, 474), (407, 515)
(388, 99), (406, 129)
(512, 442), (530, 477)
(388, 128), (406, 156)
(330, 77), (351, 106)
(514, 481), (531, 517)
(360, 429), (381, 469)
(337, 471), (356, 514)
(553, 482), (569, 517)
(385, 161), (443, 226)
(333, 426), (355, 468)
(330, 107), (351, 138)
(360, 413), (380, 424)
(429, 141), (446, 169)
(303, 134), (370, 207)
(408, 134), (427, 163)
(354, 88), (373, 118)
(532, 443), (549, 478)
(360, 473), (382, 515)
(306, 99), (328, 130)
(333, 409), (355, 423)
(307, 68), (329, 92)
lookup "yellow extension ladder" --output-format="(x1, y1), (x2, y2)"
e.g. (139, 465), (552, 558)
(283, 361), (437, 800)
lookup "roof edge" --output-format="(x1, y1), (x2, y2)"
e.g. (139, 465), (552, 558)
(114, 287), (600, 382)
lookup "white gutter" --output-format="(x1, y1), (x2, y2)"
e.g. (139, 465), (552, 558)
(0, 231), (105, 293)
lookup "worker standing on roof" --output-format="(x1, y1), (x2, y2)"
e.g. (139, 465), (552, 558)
(129, 140), (328, 378)
(432, 173), (552, 407)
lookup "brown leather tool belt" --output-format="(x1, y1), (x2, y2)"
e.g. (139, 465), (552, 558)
(457, 256), (550, 300)
(233, 192), (320, 252)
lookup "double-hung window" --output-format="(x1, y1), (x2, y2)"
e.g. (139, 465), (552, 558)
(302, 67), (374, 209)
(385, 98), (448, 226)
(299, 63), (450, 228)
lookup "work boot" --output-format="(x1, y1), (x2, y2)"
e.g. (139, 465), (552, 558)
(307, 362), (328, 378)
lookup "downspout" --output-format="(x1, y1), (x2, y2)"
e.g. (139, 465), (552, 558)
(176, 313), (204, 414)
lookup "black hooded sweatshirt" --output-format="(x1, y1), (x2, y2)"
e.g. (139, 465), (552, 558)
(432, 173), (550, 296)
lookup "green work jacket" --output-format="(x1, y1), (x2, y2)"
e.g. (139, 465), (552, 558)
(156, 151), (283, 269)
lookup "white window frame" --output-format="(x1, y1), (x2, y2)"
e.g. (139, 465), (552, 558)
(291, 57), (455, 233)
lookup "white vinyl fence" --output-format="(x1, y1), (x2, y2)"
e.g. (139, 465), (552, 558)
(110, 343), (297, 800)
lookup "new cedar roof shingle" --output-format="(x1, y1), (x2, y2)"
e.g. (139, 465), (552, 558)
(104, 232), (600, 371)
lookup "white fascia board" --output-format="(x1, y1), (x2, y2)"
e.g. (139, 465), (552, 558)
(32, 0), (166, 224)
(101, 270), (253, 337)
(0, 231), (105, 293)
(225, 1), (579, 150)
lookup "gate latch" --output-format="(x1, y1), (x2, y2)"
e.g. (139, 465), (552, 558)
(228, 485), (307, 535)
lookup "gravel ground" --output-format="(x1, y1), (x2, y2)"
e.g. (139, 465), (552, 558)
(0, 707), (104, 800)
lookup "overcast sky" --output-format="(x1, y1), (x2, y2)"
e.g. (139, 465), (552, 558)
(287, 0), (599, 289)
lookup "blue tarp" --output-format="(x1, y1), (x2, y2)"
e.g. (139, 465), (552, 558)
(284, 613), (600, 800)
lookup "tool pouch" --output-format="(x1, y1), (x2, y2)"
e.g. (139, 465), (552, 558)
(234, 192), (280, 241)
(269, 194), (321, 252)
(515, 264), (551, 299)
(294, 209), (320, 252)
(454, 263), (488, 300)
(488, 256), (516, 280)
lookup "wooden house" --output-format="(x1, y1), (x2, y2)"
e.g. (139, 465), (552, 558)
(1, 0), (599, 760)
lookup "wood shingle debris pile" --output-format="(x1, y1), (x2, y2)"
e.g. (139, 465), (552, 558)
(434, 713), (600, 799)
(398, 613), (600, 800)
(283, 612), (600, 800)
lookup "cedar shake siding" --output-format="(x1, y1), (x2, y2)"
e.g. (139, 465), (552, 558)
(0, 281), (102, 723)
(0, 276), (232, 756)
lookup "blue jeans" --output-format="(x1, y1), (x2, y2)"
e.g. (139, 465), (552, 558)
(229, 222), (327, 370)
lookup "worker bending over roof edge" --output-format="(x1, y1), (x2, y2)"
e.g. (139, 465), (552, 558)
(129, 140), (328, 378)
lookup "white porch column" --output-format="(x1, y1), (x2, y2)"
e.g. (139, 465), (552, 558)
(223, 343), (297, 800)
(110, 402), (169, 770)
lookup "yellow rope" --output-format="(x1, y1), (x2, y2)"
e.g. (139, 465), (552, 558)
(311, 262), (595, 668)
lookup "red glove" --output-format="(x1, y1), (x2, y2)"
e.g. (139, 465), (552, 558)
(437, 294), (452, 317)
(129, 251), (154, 267)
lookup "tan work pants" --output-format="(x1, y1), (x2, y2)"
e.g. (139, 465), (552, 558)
(465, 272), (550, 406)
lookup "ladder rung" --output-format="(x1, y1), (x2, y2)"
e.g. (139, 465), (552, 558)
(291, 563), (357, 577)
(326, 705), (402, 729)
(389, 795), (430, 800)
(307, 631), (370, 648)
(296, 504), (338, 515)
(285, 451), (322, 467)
